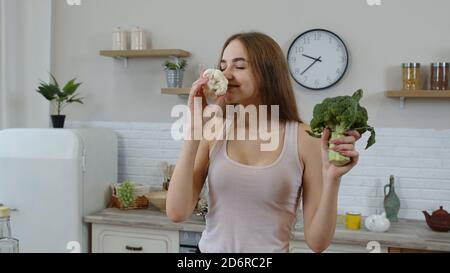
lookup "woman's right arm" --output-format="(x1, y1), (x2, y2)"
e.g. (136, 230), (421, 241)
(166, 76), (211, 222)
(166, 139), (209, 222)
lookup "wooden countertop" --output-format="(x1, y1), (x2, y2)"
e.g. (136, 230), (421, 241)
(84, 207), (450, 252)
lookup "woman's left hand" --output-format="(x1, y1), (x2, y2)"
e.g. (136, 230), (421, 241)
(321, 128), (361, 182)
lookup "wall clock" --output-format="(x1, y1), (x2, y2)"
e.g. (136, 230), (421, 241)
(287, 29), (349, 90)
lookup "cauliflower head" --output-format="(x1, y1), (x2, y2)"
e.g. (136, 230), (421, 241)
(202, 69), (228, 98)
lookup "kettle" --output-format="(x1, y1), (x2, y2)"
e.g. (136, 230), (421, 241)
(364, 212), (391, 233)
(422, 206), (450, 232)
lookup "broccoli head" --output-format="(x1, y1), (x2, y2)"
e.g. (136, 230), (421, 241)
(306, 89), (376, 166)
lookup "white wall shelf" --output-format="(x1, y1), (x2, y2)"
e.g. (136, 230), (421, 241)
(99, 49), (190, 68)
(161, 88), (190, 97)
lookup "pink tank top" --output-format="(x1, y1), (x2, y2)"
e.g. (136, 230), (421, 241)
(198, 121), (303, 253)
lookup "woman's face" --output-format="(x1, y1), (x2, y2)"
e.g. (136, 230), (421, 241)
(220, 39), (259, 106)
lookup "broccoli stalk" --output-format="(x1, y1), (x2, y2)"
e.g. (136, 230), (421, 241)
(328, 125), (351, 166)
(307, 89), (376, 167)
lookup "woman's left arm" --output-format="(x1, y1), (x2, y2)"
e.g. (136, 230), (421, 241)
(299, 125), (360, 253)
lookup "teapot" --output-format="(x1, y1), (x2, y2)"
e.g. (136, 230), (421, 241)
(422, 206), (450, 232)
(364, 212), (391, 233)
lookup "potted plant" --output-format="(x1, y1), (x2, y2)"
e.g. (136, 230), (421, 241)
(163, 58), (187, 88)
(36, 73), (83, 128)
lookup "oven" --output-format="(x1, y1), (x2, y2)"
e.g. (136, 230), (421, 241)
(179, 231), (202, 253)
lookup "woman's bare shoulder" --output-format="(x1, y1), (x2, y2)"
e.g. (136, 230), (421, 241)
(297, 122), (321, 160)
(297, 122), (314, 141)
(298, 122), (311, 133)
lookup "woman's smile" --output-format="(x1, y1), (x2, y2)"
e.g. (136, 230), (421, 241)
(227, 84), (240, 92)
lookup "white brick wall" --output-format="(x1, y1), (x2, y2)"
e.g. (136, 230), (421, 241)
(68, 121), (180, 187)
(341, 128), (450, 220)
(67, 121), (450, 220)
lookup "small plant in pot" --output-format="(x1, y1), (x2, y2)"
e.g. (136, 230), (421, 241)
(163, 58), (187, 88)
(36, 73), (83, 128)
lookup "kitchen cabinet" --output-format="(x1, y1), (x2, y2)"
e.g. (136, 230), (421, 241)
(289, 240), (388, 253)
(388, 247), (443, 253)
(92, 224), (179, 253)
(84, 208), (450, 253)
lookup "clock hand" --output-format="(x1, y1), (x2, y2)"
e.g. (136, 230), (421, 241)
(301, 56), (322, 75)
(302, 54), (322, 62)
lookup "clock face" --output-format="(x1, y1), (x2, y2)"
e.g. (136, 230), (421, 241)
(287, 29), (349, 90)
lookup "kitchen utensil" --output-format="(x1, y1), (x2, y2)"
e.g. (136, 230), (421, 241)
(161, 161), (175, 190)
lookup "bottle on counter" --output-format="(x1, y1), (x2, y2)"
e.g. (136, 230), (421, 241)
(0, 206), (19, 253)
(384, 175), (400, 222)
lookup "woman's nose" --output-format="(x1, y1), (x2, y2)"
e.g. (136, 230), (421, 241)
(222, 67), (233, 80)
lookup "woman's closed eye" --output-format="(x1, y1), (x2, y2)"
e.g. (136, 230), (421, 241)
(220, 66), (245, 71)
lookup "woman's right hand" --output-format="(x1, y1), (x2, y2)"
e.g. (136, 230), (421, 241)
(187, 75), (226, 138)
(188, 76), (208, 117)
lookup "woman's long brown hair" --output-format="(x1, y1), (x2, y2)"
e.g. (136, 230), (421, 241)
(219, 32), (302, 123)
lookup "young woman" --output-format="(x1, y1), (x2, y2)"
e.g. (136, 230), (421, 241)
(166, 32), (361, 253)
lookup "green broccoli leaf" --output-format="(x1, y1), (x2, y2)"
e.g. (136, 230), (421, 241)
(307, 89), (376, 166)
(366, 126), (376, 150)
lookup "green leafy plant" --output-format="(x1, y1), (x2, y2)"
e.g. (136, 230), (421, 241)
(117, 180), (135, 208)
(306, 89), (376, 166)
(163, 59), (188, 71)
(36, 73), (83, 115)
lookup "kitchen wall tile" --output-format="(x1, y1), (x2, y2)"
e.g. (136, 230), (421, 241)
(160, 140), (182, 149)
(124, 139), (160, 149)
(125, 158), (162, 167)
(340, 186), (379, 197)
(67, 121), (450, 220)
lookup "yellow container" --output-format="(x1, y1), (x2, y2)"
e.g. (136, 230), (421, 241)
(345, 212), (362, 230)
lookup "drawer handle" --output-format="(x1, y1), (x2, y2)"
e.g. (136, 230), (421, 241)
(125, 245), (143, 251)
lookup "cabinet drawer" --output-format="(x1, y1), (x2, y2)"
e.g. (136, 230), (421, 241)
(92, 224), (179, 253)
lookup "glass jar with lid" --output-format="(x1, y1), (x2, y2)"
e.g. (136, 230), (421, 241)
(431, 63), (440, 90)
(0, 206), (19, 253)
(130, 27), (147, 50)
(430, 62), (449, 90)
(443, 62), (449, 90)
(112, 27), (128, 50)
(402, 63), (421, 90)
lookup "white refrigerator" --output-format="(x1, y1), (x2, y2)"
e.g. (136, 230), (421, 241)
(0, 128), (117, 253)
